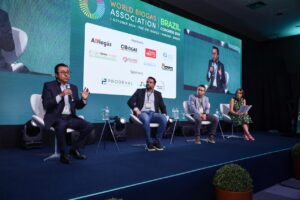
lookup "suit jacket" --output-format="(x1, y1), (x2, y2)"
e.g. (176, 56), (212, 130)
(188, 94), (210, 114)
(0, 9), (14, 51)
(206, 59), (226, 92)
(127, 88), (167, 115)
(42, 80), (85, 129)
(0, 9), (15, 70)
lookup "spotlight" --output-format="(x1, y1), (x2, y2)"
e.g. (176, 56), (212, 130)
(22, 120), (43, 149)
(113, 116), (127, 141)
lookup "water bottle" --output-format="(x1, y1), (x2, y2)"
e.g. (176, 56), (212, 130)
(172, 107), (179, 120)
(102, 106), (110, 120)
(175, 107), (179, 120)
(172, 107), (176, 119)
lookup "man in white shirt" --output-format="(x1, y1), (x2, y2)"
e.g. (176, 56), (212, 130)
(42, 63), (93, 164)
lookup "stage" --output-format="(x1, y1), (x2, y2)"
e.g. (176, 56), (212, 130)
(0, 131), (299, 200)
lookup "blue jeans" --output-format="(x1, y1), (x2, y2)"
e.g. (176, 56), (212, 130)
(138, 111), (167, 144)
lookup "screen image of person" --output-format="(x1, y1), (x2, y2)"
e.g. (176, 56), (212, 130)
(0, 9), (14, 72)
(228, 88), (255, 141)
(42, 63), (94, 164)
(127, 77), (167, 152)
(206, 46), (226, 93)
(188, 84), (218, 144)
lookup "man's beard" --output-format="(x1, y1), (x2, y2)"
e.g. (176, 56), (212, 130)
(146, 85), (152, 90)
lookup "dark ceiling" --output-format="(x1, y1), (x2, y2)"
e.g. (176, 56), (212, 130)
(146, 0), (300, 41)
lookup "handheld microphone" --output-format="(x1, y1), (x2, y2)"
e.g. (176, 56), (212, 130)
(211, 64), (215, 75)
(65, 83), (74, 102)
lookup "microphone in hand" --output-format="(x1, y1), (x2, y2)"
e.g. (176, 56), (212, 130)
(66, 83), (74, 102)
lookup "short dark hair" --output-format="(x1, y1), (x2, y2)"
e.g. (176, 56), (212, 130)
(235, 88), (244, 97)
(147, 76), (156, 85)
(212, 46), (219, 55)
(198, 84), (206, 90)
(54, 63), (68, 74)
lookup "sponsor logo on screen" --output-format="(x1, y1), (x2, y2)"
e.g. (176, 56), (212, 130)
(131, 38), (144, 45)
(130, 70), (143, 75)
(139, 81), (146, 87)
(91, 38), (112, 47)
(101, 78), (133, 86)
(162, 52), (173, 61)
(143, 61), (156, 67)
(139, 80), (165, 91)
(156, 81), (165, 91)
(89, 50), (116, 61)
(161, 63), (173, 71)
(122, 57), (138, 64)
(121, 44), (137, 53)
(79, 0), (105, 20)
(145, 48), (156, 58)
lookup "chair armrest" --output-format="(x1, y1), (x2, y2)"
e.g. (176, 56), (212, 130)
(222, 114), (232, 122)
(77, 115), (84, 119)
(185, 113), (195, 122)
(31, 115), (45, 128)
(130, 114), (143, 125)
(213, 114), (219, 118)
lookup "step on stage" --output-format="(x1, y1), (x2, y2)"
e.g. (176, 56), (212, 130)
(0, 131), (299, 200)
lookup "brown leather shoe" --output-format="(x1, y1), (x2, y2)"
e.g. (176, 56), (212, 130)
(195, 136), (201, 144)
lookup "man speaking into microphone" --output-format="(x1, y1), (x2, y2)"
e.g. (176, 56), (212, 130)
(42, 63), (93, 164)
(206, 46), (226, 93)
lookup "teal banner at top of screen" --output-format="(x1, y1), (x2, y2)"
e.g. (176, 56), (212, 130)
(73, 0), (241, 48)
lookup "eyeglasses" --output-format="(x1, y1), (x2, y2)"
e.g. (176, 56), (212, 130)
(58, 71), (70, 75)
(198, 89), (205, 91)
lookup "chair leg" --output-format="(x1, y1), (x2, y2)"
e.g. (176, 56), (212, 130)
(224, 124), (243, 139)
(108, 121), (120, 152)
(43, 136), (60, 162)
(170, 120), (178, 144)
(218, 121), (225, 140)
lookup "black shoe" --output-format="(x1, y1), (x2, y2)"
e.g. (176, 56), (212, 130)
(60, 154), (71, 164)
(146, 143), (156, 152)
(69, 149), (87, 160)
(153, 142), (164, 151)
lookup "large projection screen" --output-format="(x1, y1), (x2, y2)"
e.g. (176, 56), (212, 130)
(83, 23), (177, 98)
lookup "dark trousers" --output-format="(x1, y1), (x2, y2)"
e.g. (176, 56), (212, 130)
(192, 113), (218, 137)
(207, 86), (224, 93)
(52, 115), (94, 154)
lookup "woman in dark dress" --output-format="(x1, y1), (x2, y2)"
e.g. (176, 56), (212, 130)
(229, 88), (255, 141)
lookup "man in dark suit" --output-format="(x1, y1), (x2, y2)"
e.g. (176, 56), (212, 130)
(0, 9), (15, 72)
(206, 46), (226, 93)
(128, 77), (167, 151)
(42, 63), (93, 164)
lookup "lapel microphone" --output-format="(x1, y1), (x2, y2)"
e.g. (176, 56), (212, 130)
(66, 83), (74, 102)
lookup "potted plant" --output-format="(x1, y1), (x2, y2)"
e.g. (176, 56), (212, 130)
(213, 164), (253, 200)
(291, 143), (300, 179)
